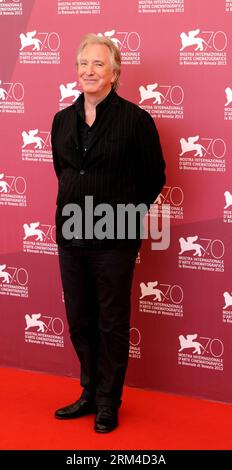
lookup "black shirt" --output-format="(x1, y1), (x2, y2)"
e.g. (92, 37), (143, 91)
(76, 89), (115, 158)
(73, 89), (123, 248)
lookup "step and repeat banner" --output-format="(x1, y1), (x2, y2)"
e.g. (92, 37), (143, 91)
(1, 0), (232, 403)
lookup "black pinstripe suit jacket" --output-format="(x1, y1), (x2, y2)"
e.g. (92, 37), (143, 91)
(51, 91), (166, 247)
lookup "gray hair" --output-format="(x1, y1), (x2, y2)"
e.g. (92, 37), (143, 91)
(76, 33), (121, 90)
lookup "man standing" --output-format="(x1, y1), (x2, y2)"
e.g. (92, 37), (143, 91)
(51, 34), (165, 433)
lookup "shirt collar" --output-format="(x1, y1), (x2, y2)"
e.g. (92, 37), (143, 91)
(75, 88), (116, 121)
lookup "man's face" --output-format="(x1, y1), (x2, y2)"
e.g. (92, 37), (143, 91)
(77, 43), (116, 97)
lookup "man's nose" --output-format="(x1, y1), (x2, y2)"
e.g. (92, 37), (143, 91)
(86, 63), (94, 74)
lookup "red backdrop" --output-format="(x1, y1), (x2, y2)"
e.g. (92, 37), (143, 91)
(1, 0), (232, 403)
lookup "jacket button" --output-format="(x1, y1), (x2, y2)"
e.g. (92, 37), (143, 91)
(80, 170), (85, 175)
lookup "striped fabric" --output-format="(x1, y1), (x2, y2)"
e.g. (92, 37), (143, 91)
(51, 91), (166, 248)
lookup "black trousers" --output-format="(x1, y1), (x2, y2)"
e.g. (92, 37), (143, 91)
(58, 245), (138, 407)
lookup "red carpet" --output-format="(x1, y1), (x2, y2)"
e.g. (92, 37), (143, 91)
(1, 366), (232, 450)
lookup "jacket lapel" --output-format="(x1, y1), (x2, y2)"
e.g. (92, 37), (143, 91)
(71, 104), (80, 148)
(66, 105), (82, 169)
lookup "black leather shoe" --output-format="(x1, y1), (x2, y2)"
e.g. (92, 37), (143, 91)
(94, 406), (118, 433)
(55, 398), (96, 419)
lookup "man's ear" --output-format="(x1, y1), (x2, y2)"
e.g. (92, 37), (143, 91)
(111, 71), (117, 85)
